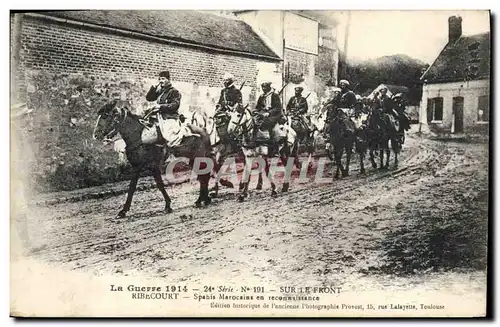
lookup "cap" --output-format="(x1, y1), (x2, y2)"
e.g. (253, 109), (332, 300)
(261, 81), (272, 87)
(339, 80), (350, 86)
(393, 93), (404, 99)
(295, 86), (304, 92)
(158, 71), (170, 79)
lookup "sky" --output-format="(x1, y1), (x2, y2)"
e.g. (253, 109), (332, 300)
(334, 10), (490, 64)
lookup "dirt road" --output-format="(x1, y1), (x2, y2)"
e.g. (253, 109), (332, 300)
(14, 134), (489, 302)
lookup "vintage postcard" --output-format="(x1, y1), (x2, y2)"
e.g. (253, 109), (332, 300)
(10, 9), (490, 318)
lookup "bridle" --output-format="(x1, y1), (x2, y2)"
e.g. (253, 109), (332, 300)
(229, 107), (253, 139)
(93, 105), (128, 142)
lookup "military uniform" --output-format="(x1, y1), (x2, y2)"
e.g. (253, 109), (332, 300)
(287, 88), (311, 131)
(393, 94), (410, 131)
(373, 92), (394, 114)
(145, 83), (182, 119)
(339, 90), (357, 110)
(216, 85), (242, 112)
(144, 71), (199, 148)
(255, 88), (283, 129)
(286, 94), (308, 115)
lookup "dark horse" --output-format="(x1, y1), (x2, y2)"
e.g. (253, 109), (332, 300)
(93, 99), (213, 218)
(364, 109), (402, 170)
(325, 106), (356, 179)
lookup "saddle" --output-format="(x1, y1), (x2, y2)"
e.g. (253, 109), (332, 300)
(289, 114), (312, 138)
(141, 111), (199, 148)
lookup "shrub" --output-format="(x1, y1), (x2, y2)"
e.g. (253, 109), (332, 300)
(17, 71), (151, 193)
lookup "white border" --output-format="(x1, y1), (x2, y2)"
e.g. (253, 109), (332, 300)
(3, 1), (498, 326)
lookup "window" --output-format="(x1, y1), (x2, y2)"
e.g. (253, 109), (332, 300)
(427, 97), (444, 122)
(477, 95), (489, 122)
(433, 97), (443, 121)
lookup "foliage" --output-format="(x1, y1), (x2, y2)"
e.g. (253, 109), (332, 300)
(16, 71), (151, 193)
(339, 53), (429, 105)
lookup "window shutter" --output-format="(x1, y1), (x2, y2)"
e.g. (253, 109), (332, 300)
(426, 98), (433, 123)
(477, 95), (489, 122)
(434, 97), (444, 121)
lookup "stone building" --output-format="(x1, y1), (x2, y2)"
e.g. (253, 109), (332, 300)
(419, 15), (490, 135)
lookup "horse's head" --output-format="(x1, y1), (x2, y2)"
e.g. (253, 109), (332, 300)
(312, 113), (326, 132)
(92, 99), (128, 141)
(213, 110), (230, 129)
(227, 106), (252, 137)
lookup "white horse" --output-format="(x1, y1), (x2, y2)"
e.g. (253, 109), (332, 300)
(226, 108), (298, 201)
(190, 110), (216, 145)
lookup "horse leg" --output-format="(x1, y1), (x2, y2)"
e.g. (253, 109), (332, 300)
(369, 148), (377, 169)
(292, 141), (302, 170)
(385, 146), (391, 169)
(195, 161), (211, 207)
(256, 171), (263, 190)
(334, 146), (343, 180)
(379, 144), (385, 170)
(343, 144), (352, 177)
(393, 139), (400, 168)
(210, 156), (222, 198)
(210, 152), (234, 198)
(211, 182), (220, 198)
(280, 154), (290, 193)
(238, 155), (245, 191)
(264, 156), (277, 197)
(152, 166), (172, 213)
(238, 157), (252, 202)
(201, 172), (212, 205)
(117, 169), (141, 218)
(359, 145), (366, 175)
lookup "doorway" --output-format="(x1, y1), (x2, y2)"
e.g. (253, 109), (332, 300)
(453, 97), (464, 133)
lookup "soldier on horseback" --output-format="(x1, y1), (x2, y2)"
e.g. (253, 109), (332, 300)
(373, 86), (394, 114)
(144, 70), (200, 148)
(392, 93), (411, 131)
(353, 94), (364, 118)
(286, 86), (313, 132)
(322, 87), (341, 138)
(253, 81), (283, 144)
(216, 73), (243, 114)
(324, 80), (356, 132)
(338, 79), (357, 113)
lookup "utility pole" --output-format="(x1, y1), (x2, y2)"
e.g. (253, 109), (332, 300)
(281, 10), (286, 109)
(341, 11), (351, 81)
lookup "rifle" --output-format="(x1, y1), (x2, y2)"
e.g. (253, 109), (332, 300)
(239, 81), (246, 90)
(352, 82), (361, 93)
(277, 82), (289, 96)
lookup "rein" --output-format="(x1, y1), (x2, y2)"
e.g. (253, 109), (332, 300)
(229, 108), (254, 140)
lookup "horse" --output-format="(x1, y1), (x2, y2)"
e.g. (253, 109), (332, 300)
(93, 99), (214, 218)
(190, 109), (216, 145)
(349, 111), (371, 174)
(226, 107), (297, 201)
(365, 109), (402, 169)
(325, 106), (356, 179)
(189, 108), (242, 198)
(287, 112), (317, 167)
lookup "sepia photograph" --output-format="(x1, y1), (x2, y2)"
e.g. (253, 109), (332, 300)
(9, 8), (491, 318)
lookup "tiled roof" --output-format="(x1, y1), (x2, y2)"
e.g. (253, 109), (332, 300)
(40, 10), (281, 60)
(421, 32), (490, 83)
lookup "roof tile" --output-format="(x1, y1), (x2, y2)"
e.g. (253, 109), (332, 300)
(42, 10), (281, 60)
